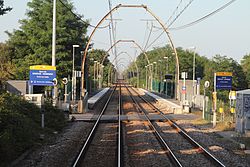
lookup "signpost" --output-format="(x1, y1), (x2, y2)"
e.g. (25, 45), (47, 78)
(216, 72), (232, 89)
(181, 72), (188, 110)
(203, 81), (210, 119)
(213, 72), (233, 128)
(29, 65), (56, 86)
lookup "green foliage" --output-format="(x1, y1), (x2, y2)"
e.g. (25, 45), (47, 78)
(0, 93), (66, 164)
(132, 46), (247, 102)
(7, 0), (88, 80)
(202, 55), (247, 100)
(0, 0), (12, 15)
(44, 101), (66, 131)
(0, 43), (16, 91)
(87, 49), (113, 89)
(241, 54), (250, 87)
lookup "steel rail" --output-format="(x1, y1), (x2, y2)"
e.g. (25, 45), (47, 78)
(130, 87), (226, 167)
(72, 85), (118, 167)
(125, 85), (183, 167)
(117, 83), (122, 167)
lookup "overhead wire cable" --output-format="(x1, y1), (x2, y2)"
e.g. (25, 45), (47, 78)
(151, 0), (183, 33)
(108, 23), (114, 54)
(166, 0), (183, 26)
(169, 0), (237, 30)
(143, 22), (154, 51)
(108, 0), (119, 72)
(58, 0), (109, 29)
(168, 0), (195, 27)
(142, 21), (149, 48)
(145, 0), (194, 51)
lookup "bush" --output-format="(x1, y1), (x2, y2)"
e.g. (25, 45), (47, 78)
(0, 93), (66, 165)
(44, 101), (66, 131)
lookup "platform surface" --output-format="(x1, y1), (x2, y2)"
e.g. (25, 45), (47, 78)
(87, 88), (110, 108)
(140, 89), (181, 108)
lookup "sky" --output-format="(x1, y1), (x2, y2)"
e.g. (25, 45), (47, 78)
(0, 0), (249, 70)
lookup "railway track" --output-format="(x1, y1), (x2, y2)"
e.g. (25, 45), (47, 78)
(72, 84), (123, 167)
(72, 83), (226, 167)
(126, 85), (226, 167)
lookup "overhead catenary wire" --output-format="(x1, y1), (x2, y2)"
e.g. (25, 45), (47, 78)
(58, 0), (109, 29)
(165, 0), (184, 27)
(145, 0), (194, 51)
(168, 0), (195, 27)
(143, 22), (154, 51)
(108, 23), (114, 54)
(169, 0), (237, 30)
(141, 21), (149, 49)
(108, 0), (119, 72)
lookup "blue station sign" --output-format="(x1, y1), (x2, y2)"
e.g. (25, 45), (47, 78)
(216, 72), (232, 90)
(29, 65), (56, 86)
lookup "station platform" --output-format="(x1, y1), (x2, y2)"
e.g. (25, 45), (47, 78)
(87, 88), (110, 109)
(139, 89), (183, 114)
(70, 113), (198, 122)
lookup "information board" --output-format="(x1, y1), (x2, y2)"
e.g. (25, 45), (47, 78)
(216, 72), (232, 90)
(29, 65), (56, 86)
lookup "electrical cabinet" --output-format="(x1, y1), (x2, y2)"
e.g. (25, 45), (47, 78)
(236, 89), (250, 134)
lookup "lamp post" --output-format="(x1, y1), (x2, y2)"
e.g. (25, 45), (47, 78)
(158, 59), (162, 92)
(51, 0), (57, 106)
(189, 46), (196, 108)
(72, 45), (79, 102)
(145, 65), (148, 89)
(153, 61), (157, 79)
(94, 60), (97, 90)
(153, 61), (157, 91)
(163, 56), (168, 96)
(100, 65), (104, 88)
(150, 63), (153, 91)
(96, 61), (99, 89)
(163, 56), (169, 73)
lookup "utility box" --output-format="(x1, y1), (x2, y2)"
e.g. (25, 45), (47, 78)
(24, 94), (44, 108)
(236, 89), (250, 135)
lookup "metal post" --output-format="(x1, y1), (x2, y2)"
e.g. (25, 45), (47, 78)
(213, 73), (217, 128)
(183, 73), (186, 101)
(203, 86), (206, 119)
(52, 0), (56, 66)
(150, 64), (153, 91)
(64, 84), (67, 103)
(137, 67), (139, 88)
(52, 0), (57, 106)
(94, 61), (96, 90)
(41, 105), (45, 128)
(97, 62), (99, 89)
(72, 45), (79, 102)
(72, 47), (74, 101)
(153, 62), (157, 91)
(100, 65), (104, 88)
(192, 48), (196, 108)
(145, 66), (148, 89)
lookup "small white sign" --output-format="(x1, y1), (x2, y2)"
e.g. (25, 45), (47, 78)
(181, 72), (188, 79)
(204, 81), (210, 88)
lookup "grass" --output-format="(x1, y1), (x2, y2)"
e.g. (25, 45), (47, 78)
(190, 109), (235, 131)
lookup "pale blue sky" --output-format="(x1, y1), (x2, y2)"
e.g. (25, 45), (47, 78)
(0, 0), (249, 67)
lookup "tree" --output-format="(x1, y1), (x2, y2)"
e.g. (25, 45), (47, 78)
(0, 0), (12, 15)
(0, 43), (16, 91)
(203, 55), (247, 100)
(241, 54), (250, 87)
(87, 49), (113, 88)
(7, 0), (88, 80)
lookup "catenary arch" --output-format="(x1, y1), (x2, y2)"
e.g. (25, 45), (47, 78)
(81, 4), (180, 100)
(107, 54), (138, 86)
